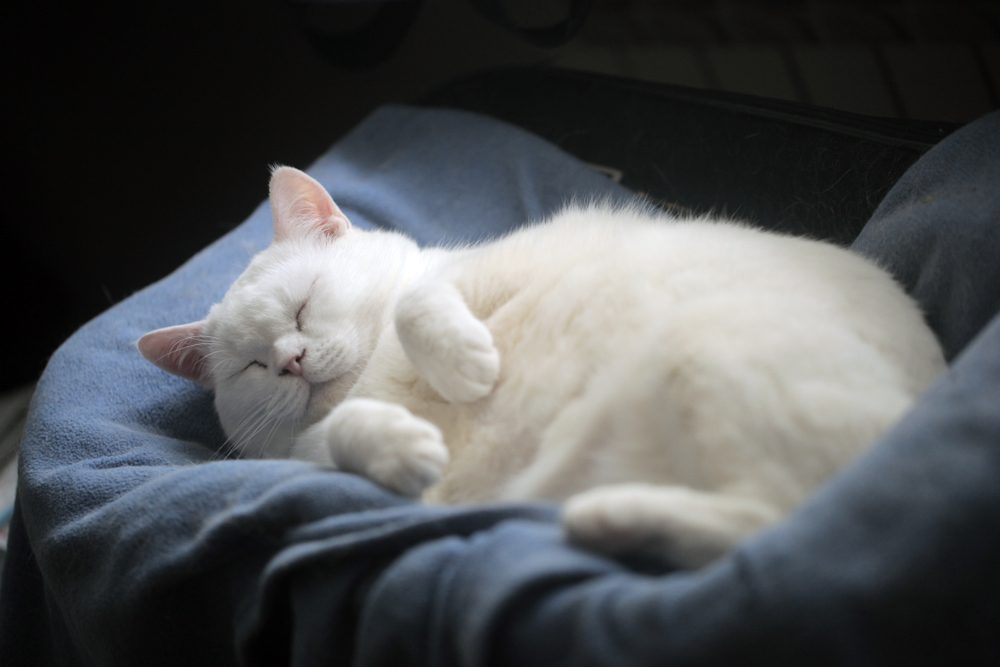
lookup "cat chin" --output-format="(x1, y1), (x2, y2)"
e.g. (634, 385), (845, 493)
(303, 373), (357, 427)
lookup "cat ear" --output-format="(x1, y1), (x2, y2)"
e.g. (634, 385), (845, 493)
(269, 166), (352, 241)
(137, 321), (214, 387)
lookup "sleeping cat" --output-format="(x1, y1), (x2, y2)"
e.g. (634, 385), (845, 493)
(139, 166), (945, 568)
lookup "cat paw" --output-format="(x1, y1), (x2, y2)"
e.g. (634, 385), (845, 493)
(366, 416), (449, 498)
(399, 310), (500, 404)
(323, 399), (449, 498)
(426, 319), (500, 403)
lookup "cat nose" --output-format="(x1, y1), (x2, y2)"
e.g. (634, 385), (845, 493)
(279, 350), (306, 377)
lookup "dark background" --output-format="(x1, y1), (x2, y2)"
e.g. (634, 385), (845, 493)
(1, 0), (545, 391)
(2, 0), (998, 392)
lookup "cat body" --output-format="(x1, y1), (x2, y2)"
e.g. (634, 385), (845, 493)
(140, 167), (945, 567)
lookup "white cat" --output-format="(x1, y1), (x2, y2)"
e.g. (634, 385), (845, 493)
(139, 166), (945, 568)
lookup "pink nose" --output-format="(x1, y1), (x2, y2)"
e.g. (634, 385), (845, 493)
(280, 351), (305, 377)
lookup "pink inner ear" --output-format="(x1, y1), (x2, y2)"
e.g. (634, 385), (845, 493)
(320, 212), (351, 237)
(137, 322), (212, 386)
(269, 166), (352, 241)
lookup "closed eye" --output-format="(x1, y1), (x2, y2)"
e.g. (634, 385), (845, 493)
(229, 359), (266, 381)
(295, 301), (307, 332)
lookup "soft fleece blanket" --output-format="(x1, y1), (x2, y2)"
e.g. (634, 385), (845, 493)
(2, 105), (999, 666)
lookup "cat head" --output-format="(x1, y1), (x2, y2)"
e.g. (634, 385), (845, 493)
(139, 166), (419, 457)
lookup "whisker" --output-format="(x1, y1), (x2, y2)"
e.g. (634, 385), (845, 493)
(238, 392), (285, 454)
(253, 389), (304, 460)
(257, 410), (284, 459)
(216, 393), (277, 459)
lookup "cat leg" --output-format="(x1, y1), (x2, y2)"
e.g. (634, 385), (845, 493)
(292, 398), (448, 497)
(563, 483), (781, 569)
(395, 281), (500, 403)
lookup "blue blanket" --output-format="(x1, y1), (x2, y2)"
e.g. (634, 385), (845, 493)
(2, 105), (999, 666)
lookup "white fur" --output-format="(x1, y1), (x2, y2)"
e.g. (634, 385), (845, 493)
(140, 168), (946, 568)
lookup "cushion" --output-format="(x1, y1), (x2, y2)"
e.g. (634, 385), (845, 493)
(2, 103), (999, 666)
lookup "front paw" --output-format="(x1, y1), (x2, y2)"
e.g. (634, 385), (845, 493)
(321, 399), (449, 497)
(397, 301), (500, 404)
(421, 318), (500, 403)
(366, 415), (449, 498)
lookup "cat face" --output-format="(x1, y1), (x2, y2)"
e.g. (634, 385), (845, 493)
(139, 167), (418, 457)
(205, 237), (374, 456)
